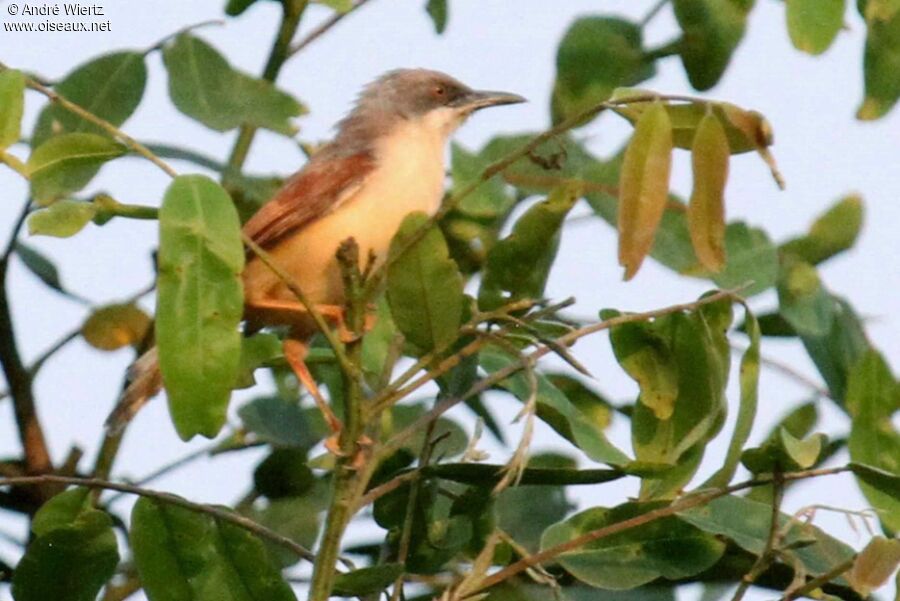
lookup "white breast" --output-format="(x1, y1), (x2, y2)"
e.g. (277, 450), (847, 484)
(246, 111), (454, 306)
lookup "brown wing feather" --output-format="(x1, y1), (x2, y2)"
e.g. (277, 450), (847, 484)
(242, 152), (376, 249)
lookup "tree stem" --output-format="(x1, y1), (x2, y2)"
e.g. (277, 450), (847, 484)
(225, 0), (308, 176)
(309, 240), (368, 601)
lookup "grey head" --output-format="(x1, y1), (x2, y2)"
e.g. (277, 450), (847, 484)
(326, 69), (525, 157)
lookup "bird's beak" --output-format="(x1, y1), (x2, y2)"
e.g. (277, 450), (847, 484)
(452, 89), (527, 111)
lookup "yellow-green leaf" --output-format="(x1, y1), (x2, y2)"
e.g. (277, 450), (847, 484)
(617, 101), (673, 280)
(857, 9), (900, 119)
(26, 133), (126, 204)
(718, 103), (784, 188)
(0, 69), (25, 150)
(82, 303), (151, 351)
(27, 200), (97, 238)
(849, 537), (900, 596)
(688, 111), (729, 272)
(862, 0), (900, 21)
(786, 0), (846, 55)
(846, 350), (900, 532)
(780, 194), (864, 264)
(156, 175), (244, 440)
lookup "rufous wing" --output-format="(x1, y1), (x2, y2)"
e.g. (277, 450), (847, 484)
(242, 151), (376, 249)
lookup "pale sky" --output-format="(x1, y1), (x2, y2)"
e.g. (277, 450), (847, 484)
(0, 1), (898, 599)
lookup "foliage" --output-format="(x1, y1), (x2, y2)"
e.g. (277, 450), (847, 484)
(0, 2), (897, 601)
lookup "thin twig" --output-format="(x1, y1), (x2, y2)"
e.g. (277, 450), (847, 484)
(374, 287), (746, 463)
(27, 327), (80, 377)
(780, 557), (855, 601)
(640, 0), (671, 28)
(0, 474), (317, 563)
(731, 471), (784, 601)
(0, 62), (177, 179)
(464, 465), (852, 597)
(242, 233), (356, 381)
(287, 0), (374, 57)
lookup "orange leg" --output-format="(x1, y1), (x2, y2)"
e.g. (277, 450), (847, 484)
(282, 336), (344, 456)
(245, 298), (376, 342)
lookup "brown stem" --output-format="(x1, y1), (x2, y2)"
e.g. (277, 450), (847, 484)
(0, 203), (53, 491)
(464, 466), (852, 597)
(0, 474), (316, 562)
(287, 0), (375, 57)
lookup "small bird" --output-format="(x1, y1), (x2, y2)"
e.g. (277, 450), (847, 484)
(108, 69), (525, 438)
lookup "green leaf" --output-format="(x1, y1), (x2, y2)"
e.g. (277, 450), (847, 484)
(163, 34), (304, 134)
(741, 428), (827, 473)
(846, 350), (900, 532)
(253, 448), (314, 499)
(26, 199), (97, 238)
(786, 0), (846, 55)
(32, 51), (147, 147)
(552, 17), (655, 125)
(678, 494), (856, 576)
(425, 0), (448, 33)
(316, 0), (353, 11)
(387, 212), (464, 354)
(673, 0), (756, 90)
(778, 259), (835, 337)
(14, 242), (65, 297)
(617, 101), (674, 280)
(711, 222), (778, 296)
(26, 132), (126, 204)
(780, 195), (864, 265)
(244, 488), (328, 567)
(332, 563), (405, 597)
(850, 462), (900, 500)
(861, 0), (900, 21)
(857, 8), (900, 119)
(799, 295), (869, 402)
(239, 395), (320, 448)
(545, 374), (615, 431)
(82, 303), (151, 351)
(156, 175), (244, 440)
(31, 487), (92, 536)
(611, 97), (775, 155)
(225, 0), (264, 16)
(478, 184), (580, 311)
(609, 297), (732, 498)
(496, 454), (577, 551)
(703, 307), (759, 488)
(0, 69), (25, 150)
(541, 502), (726, 589)
(131, 497), (297, 601)
(13, 510), (119, 601)
(607, 318), (679, 421)
(481, 346), (630, 466)
(234, 332), (283, 389)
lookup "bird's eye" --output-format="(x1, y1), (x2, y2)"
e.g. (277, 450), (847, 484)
(433, 85), (446, 97)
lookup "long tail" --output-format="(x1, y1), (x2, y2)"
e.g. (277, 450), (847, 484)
(105, 346), (162, 434)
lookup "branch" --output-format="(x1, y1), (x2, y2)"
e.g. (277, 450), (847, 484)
(0, 62), (177, 178)
(287, 0), (375, 57)
(0, 474), (317, 563)
(374, 287), (746, 462)
(0, 200), (52, 484)
(464, 466), (852, 597)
